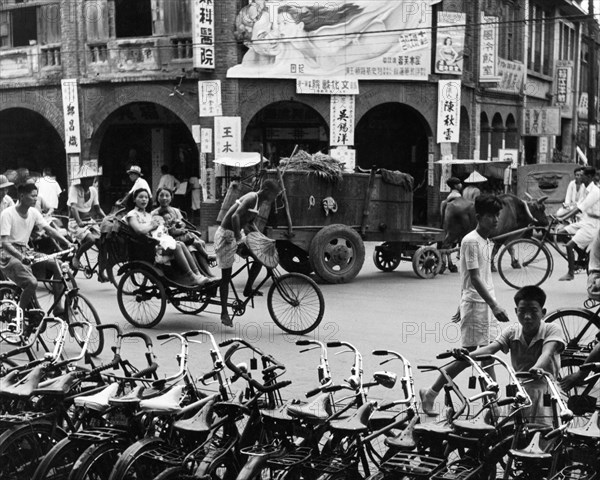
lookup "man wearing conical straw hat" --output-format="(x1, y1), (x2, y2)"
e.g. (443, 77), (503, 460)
(462, 171), (487, 202)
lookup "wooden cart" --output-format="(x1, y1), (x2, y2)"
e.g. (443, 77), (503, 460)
(258, 169), (444, 283)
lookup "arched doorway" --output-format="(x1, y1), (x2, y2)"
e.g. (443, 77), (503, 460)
(94, 102), (197, 210)
(243, 101), (328, 164)
(355, 103), (430, 224)
(505, 114), (518, 149)
(491, 113), (504, 159)
(480, 112), (490, 160)
(0, 107), (66, 196)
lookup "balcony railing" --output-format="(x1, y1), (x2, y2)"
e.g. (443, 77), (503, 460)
(40, 44), (61, 68)
(171, 37), (193, 60)
(88, 43), (108, 64)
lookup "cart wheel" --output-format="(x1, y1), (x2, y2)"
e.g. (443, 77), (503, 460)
(277, 241), (313, 276)
(412, 246), (442, 279)
(117, 268), (167, 328)
(170, 291), (210, 315)
(107, 260), (126, 289)
(309, 224), (365, 284)
(373, 245), (401, 272)
(268, 273), (324, 335)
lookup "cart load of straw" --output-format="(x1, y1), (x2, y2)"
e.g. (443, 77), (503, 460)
(278, 150), (345, 184)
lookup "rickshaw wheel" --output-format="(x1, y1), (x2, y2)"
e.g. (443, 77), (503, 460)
(412, 246), (442, 279)
(373, 244), (401, 272)
(117, 267), (167, 328)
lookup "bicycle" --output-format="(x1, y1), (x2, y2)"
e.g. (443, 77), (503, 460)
(496, 216), (587, 289)
(0, 248), (104, 357)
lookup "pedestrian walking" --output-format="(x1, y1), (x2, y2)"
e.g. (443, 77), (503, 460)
(420, 194), (509, 415)
(462, 171), (487, 202)
(35, 167), (62, 211)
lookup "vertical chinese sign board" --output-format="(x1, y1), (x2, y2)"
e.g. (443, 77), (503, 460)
(330, 95), (355, 146)
(437, 80), (461, 144)
(214, 117), (241, 195)
(192, 0), (215, 70)
(479, 15), (499, 81)
(61, 79), (82, 183)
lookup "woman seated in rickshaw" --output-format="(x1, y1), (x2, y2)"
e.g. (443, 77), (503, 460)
(151, 187), (215, 278)
(126, 188), (210, 287)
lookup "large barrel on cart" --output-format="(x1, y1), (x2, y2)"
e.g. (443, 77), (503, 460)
(260, 169), (444, 283)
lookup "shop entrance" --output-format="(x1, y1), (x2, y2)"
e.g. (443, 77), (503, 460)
(355, 103), (430, 224)
(93, 102), (196, 211)
(0, 107), (66, 204)
(243, 101), (328, 165)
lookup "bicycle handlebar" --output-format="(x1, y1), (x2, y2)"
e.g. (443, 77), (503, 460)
(580, 362), (600, 372)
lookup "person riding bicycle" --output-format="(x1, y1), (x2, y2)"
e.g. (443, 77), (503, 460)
(556, 167), (586, 220)
(557, 166), (600, 281)
(0, 182), (74, 321)
(421, 285), (565, 425)
(215, 179), (281, 327)
(68, 164), (108, 281)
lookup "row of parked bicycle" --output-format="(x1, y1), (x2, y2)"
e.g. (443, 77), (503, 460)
(0, 301), (598, 480)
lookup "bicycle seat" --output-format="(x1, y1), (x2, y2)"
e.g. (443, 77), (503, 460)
(567, 411), (600, 440)
(173, 395), (218, 432)
(139, 384), (186, 414)
(108, 385), (147, 407)
(452, 412), (496, 436)
(509, 431), (552, 461)
(286, 393), (333, 422)
(0, 370), (23, 393)
(413, 420), (454, 438)
(385, 416), (419, 450)
(33, 371), (79, 396)
(1, 365), (46, 398)
(261, 404), (296, 423)
(328, 401), (376, 433)
(74, 383), (120, 412)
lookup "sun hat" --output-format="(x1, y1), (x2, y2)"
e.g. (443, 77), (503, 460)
(73, 164), (101, 180)
(464, 171), (487, 184)
(127, 165), (143, 176)
(0, 175), (14, 189)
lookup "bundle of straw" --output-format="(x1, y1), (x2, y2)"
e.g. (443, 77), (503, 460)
(279, 150), (345, 184)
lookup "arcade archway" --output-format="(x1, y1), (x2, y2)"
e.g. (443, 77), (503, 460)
(355, 103), (431, 224)
(0, 107), (66, 193)
(93, 102), (197, 209)
(243, 101), (329, 164)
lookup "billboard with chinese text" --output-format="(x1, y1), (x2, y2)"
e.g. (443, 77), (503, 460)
(228, 0), (441, 80)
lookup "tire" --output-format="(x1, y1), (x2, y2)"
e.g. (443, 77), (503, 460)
(107, 438), (166, 480)
(32, 437), (87, 480)
(276, 242), (313, 276)
(72, 441), (128, 480)
(543, 308), (600, 355)
(107, 260), (126, 289)
(117, 268), (167, 329)
(373, 245), (401, 272)
(153, 466), (186, 480)
(67, 293), (104, 357)
(170, 290), (210, 315)
(309, 225), (365, 284)
(412, 246), (442, 279)
(0, 422), (67, 480)
(497, 239), (552, 289)
(82, 246), (99, 280)
(268, 273), (325, 335)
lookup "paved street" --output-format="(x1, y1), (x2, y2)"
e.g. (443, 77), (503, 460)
(59, 242), (590, 407)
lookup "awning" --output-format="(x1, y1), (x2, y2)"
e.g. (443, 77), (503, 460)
(434, 159), (512, 180)
(213, 152), (267, 168)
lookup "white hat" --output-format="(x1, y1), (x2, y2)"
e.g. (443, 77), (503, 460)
(0, 175), (14, 189)
(127, 165), (143, 176)
(73, 164), (101, 179)
(464, 171), (487, 184)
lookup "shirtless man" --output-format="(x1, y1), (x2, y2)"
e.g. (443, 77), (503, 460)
(215, 180), (280, 327)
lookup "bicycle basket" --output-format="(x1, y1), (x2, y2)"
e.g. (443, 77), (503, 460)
(246, 232), (279, 268)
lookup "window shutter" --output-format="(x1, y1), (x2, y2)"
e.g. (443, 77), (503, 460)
(38, 4), (61, 45)
(164, 0), (191, 34)
(0, 12), (11, 47)
(85, 0), (109, 40)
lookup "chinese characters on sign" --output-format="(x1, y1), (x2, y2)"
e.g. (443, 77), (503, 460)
(201, 128), (213, 153)
(555, 60), (573, 108)
(61, 79), (81, 154)
(437, 80), (461, 144)
(479, 15), (498, 81)
(522, 107), (561, 136)
(435, 12), (465, 75)
(198, 80), (222, 117)
(330, 147), (356, 170)
(297, 77), (359, 95)
(192, 0), (214, 70)
(496, 58), (524, 93)
(330, 95), (355, 146)
(214, 116), (242, 174)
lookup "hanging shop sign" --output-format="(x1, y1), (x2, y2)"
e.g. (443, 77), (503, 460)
(555, 60), (574, 112)
(496, 58), (524, 94)
(437, 80), (461, 143)
(214, 117), (241, 159)
(192, 0), (215, 69)
(297, 77), (359, 95)
(330, 147), (356, 170)
(61, 79), (81, 154)
(198, 80), (222, 117)
(479, 15), (499, 81)
(435, 11), (465, 75)
(330, 95), (355, 146)
(228, 0), (439, 80)
(522, 107), (561, 136)
(201, 128), (213, 153)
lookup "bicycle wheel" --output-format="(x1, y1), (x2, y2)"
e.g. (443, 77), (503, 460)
(67, 293), (104, 357)
(117, 268), (167, 328)
(0, 422), (67, 480)
(267, 273), (324, 335)
(72, 441), (127, 480)
(107, 260), (126, 289)
(544, 308), (600, 354)
(31, 437), (87, 480)
(497, 238), (552, 289)
(81, 246), (99, 280)
(108, 438), (166, 480)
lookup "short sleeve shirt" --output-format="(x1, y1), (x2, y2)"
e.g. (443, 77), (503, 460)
(576, 182), (600, 227)
(125, 208), (152, 230)
(460, 229), (494, 303)
(68, 186), (99, 215)
(0, 195), (15, 217)
(0, 206), (49, 247)
(129, 178), (152, 198)
(494, 322), (565, 379)
(35, 176), (62, 209)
